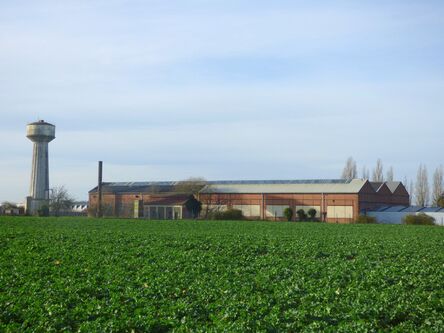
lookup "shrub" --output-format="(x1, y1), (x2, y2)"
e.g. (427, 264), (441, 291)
(307, 208), (317, 221)
(185, 196), (202, 218)
(437, 196), (444, 208)
(283, 207), (293, 221)
(403, 213), (435, 226)
(296, 209), (307, 221)
(355, 215), (377, 224)
(210, 209), (244, 220)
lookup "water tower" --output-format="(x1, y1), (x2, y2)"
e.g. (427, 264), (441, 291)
(26, 120), (56, 215)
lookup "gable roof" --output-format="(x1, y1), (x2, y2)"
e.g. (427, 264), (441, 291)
(369, 181), (407, 194)
(369, 182), (384, 191)
(385, 181), (402, 193)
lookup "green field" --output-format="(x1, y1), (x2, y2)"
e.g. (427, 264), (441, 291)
(0, 217), (443, 332)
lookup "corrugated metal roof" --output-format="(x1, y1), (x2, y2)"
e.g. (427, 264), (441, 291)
(89, 182), (176, 194)
(200, 179), (367, 194)
(374, 206), (392, 212)
(207, 179), (350, 185)
(382, 205), (409, 212)
(420, 207), (443, 212)
(401, 206), (425, 212)
(89, 179), (355, 193)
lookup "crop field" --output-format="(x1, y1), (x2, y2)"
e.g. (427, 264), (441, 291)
(0, 217), (443, 332)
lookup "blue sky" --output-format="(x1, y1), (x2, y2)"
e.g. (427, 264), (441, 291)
(1, 0), (443, 202)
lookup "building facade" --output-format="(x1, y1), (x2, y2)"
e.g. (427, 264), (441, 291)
(88, 182), (197, 219)
(198, 179), (409, 223)
(89, 179), (409, 223)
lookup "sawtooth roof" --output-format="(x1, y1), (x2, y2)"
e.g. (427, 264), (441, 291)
(385, 181), (402, 193)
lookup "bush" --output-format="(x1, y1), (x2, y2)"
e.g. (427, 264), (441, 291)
(307, 208), (317, 221)
(210, 209), (244, 220)
(185, 196), (202, 218)
(403, 213), (435, 226)
(296, 209), (307, 221)
(283, 207), (293, 221)
(355, 215), (377, 224)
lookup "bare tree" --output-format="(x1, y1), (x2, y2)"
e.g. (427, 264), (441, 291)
(414, 164), (429, 207)
(341, 157), (357, 180)
(432, 165), (443, 206)
(1, 201), (18, 210)
(386, 166), (394, 182)
(361, 166), (369, 179)
(372, 159), (384, 182)
(50, 185), (75, 216)
(174, 177), (207, 194)
(403, 176), (411, 204)
(198, 186), (230, 218)
(409, 180), (414, 205)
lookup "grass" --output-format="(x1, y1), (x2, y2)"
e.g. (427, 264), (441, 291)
(0, 217), (443, 332)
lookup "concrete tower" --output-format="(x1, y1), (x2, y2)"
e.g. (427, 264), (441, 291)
(26, 120), (56, 215)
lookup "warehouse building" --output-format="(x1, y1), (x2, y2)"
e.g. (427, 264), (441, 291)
(89, 179), (409, 223)
(198, 179), (409, 223)
(88, 182), (198, 219)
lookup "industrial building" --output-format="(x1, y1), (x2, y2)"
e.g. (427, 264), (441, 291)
(199, 179), (409, 223)
(368, 206), (444, 226)
(88, 182), (198, 219)
(88, 179), (409, 223)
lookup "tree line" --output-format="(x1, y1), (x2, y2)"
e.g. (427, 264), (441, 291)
(341, 157), (444, 207)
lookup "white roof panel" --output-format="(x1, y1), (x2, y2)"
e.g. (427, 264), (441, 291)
(200, 179), (367, 194)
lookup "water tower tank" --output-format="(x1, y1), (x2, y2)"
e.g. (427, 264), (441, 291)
(26, 120), (56, 215)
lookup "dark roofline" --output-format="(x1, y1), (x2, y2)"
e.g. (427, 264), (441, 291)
(88, 179), (356, 193)
(28, 120), (55, 126)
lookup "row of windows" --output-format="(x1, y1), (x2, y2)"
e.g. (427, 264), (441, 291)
(206, 204), (354, 218)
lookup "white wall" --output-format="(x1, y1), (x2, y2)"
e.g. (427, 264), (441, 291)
(266, 205), (289, 218)
(233, 204), (261, 217)
(327, 206), (353, 219)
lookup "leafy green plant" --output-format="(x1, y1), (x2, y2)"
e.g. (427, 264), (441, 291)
(0, 216), (443, 332)
(296, 209), (307, 221)
(355, 215), (377, 224)
(307, 208), (317, 221)
(402, 213), (435, 225)
(210, 208), (244, 220)
(283, 207), (293, 221)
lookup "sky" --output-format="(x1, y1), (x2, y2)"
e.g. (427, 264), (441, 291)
(0, 0), (443, 202)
